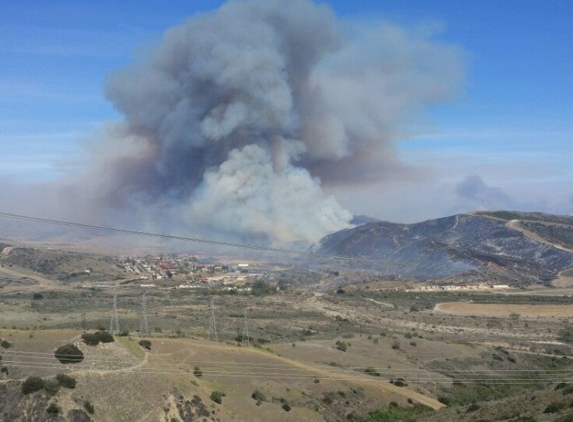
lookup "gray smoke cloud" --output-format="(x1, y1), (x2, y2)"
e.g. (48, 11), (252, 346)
(455, 174), (514, 210)
(66, 0), (464, 246)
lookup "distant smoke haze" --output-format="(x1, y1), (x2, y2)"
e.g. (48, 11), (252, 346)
(55, 0), (465, 246)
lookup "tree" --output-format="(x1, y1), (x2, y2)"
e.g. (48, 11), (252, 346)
(139, 340), (152, 350)
(54, 344), (84, 364)
(56, 373), (76, 389)
(22, 376), (45, 395)
(210, 391), (225, 404)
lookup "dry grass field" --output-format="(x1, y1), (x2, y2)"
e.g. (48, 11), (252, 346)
(434, 301), (573, 317)
(3, 259), (573, 420)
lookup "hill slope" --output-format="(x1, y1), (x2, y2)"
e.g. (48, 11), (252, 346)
(317, 212), (573, 285)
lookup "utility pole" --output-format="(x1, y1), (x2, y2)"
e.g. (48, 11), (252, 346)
(109, 292), (120, 335)
(208, 298), (218, 341)
(241, 310), (250, 347)
(140, 291), (149, 337)
(81, 313), (86, 329)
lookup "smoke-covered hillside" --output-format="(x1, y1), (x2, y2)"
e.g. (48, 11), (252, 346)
(317, 213), (573, 285)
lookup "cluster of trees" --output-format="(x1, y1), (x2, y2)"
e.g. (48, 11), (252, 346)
(82, 330), (114, 346)
(21, 373), (77, 395)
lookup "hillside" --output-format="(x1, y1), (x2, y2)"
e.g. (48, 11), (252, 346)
(317, 212), (573, 285)
(0, 245), (127, 283)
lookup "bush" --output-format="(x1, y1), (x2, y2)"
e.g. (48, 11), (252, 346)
(0, 340), (11, 349)
(46, 403), (60, 415)
(22, 376), (45, 395)
(364, 367), (380, 377)
(210, 390), (225, 404)
(82, 330), (114, 346)
(43, 379), (60, 396)
(466, 403), (480, 413)
(54, 344), (84, 364)
(139, 340), (152, 350)
(544, 402), (566, 413)
(251, 280), (276, 296)
(97, 330), (114, 343)
(282, 403), (291, 412)
(56, 373), (76, 389)
(193, 366), (203, 377)
(82, 333), (100, 346)
(252, 390), (266, 403)
(335, 340), (348, 352)
(84, 400), (95, 415)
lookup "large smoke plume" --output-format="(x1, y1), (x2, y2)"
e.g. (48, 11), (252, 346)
(66, 0), (464, 246)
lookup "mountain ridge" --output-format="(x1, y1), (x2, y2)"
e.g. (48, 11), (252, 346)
(317, 211), (573, 286)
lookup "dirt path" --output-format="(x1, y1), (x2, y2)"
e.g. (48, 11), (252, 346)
(506, 220), (573, 252)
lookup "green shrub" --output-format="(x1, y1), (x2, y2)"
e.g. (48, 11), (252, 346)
(252, 389), (266, 404)
(210, 390), (225, 404)
(46, 403), (60, 415)
(282, 403), (291, 412)
(364, 367), (380, 377)
(81, 333), (100, 346)
(56, 373), (76, 389)
(193, 366), (203, 377)
(97, 330), (114, 343)
(22, 376), (45, 395)
(82, 330), (114, 346)
(139, 340), (152, 350)
(43, 379), (60, 396)
(466, 403), (480, 413)
(544, 402), (566, 413)
(335, 340), (348, 352)
(84, 400), (95, 415)
(54, 344), (84, 364)
(0, 340), (12, 349)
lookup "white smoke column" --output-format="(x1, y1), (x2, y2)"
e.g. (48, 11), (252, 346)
(72, 0), (464, 246)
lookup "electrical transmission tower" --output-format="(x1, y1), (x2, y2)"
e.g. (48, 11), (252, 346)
(208, 298), (218, 341)
(140, 291), (149, 337)
(241, 310), (250, 346)
(109, 293), (120, 335)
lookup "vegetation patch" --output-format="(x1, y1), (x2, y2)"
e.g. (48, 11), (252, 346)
(347, 402), (432, 421)
(54, 344), (84, 364)
(82, 330), (114, 346)
(56, 373), (76, 389)
(210, 390), (225, 404)
(251, 389), (266, 405)
(22, 376), (45, 395)
(84, 400), (95, 415)
(138, 339), (152, 350)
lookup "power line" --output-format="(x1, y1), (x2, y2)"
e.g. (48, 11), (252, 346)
(140, 291), (149, 337)
(0, 211), (450, 270)
(208, 298), (218, 341)
(241, 310), (250, 347)
(109, 293), (120, 335)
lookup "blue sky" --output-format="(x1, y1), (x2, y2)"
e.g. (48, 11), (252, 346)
(1, 0), (572, 221)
